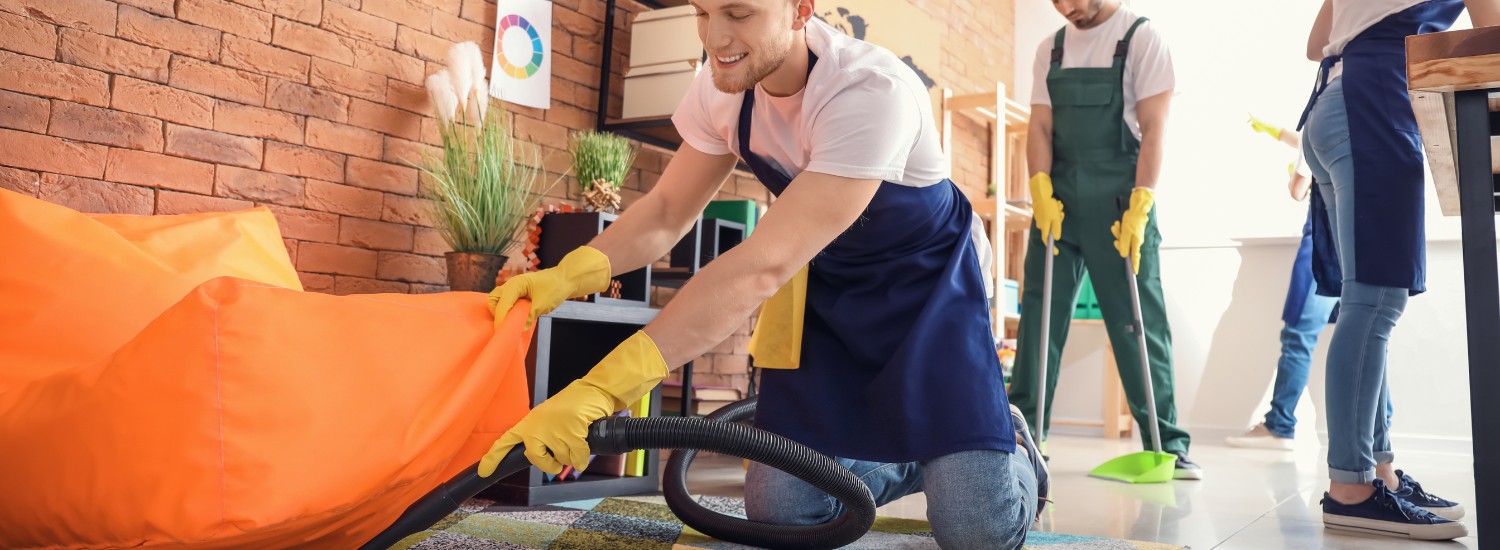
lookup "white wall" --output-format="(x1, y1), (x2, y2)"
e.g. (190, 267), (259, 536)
(1013, 1), (1486, 451)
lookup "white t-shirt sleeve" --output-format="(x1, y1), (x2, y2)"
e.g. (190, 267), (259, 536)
(670, 68), (733, 156)
(1031, 35), (1055, 107)
(1126, 23), (1175, 101)
(805, 69), (920, 182)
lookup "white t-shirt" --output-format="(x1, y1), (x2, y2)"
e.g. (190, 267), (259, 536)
(1029, 6), (1175, 141)
(672, 18), (995, 298)
(672, 17), (948, 187)
(1323, 0), (1428, 79)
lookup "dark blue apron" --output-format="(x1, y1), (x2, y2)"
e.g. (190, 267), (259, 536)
(748, 51), (1016, 463)
(1282, 208), (1339, 325)
(1296, 0), (1463, 297)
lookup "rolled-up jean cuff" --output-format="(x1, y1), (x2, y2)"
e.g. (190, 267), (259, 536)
(1375, 451), (1395, 465)
(1330, 466), (1378, 484)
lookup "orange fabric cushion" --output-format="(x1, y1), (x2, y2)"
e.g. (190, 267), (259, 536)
(0, 190), (302, 392)
(0, 278), (532, 549)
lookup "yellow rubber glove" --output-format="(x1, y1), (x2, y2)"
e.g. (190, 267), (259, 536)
(1110, 188), (1155, 275)
(1248, 114), (1283, 142)
(478, 330), (668, 476)
(1028, 172), (1064, 251)
(487, 246), (611, 328)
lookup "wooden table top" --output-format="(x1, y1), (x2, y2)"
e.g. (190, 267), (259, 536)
(1406, 27), (1500, 217)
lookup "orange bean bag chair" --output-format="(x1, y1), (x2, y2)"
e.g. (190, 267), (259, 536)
(0, 190), (534, 548)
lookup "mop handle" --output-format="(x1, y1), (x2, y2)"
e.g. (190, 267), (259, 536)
(1124, 252), (1163, 455)
(1035, 235), (1055, 444)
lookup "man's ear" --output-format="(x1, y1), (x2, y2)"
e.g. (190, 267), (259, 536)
(791, 0), (815, 30)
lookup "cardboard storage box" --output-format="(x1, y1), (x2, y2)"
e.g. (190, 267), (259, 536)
(629, 5), (704, 68)
(622, 59), (701, 119)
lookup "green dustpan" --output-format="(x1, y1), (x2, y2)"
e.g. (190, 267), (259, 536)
(1090, 250), (1174, 484)
(1088, 450), (1177, 484)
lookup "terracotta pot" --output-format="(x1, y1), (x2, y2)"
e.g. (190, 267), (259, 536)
(445, 252), (506, 293)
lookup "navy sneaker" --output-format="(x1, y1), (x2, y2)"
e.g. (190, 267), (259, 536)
(1169, 451), (1203, 480)
(1009, 405), (1050, 520)
(1322, 479), (1468, 540)
(1395, 470), (1465, 520)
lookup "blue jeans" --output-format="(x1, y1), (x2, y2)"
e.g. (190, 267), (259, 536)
(1302, 76), (1403, 484)
(745, 450), (1036, 549)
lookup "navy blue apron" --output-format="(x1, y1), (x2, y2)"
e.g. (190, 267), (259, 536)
(1296, 0), (1463, 297)
(747, 51), (1016, 463)
(1282, 207), (1339, 325)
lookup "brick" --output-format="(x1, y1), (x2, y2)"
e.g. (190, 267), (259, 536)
(299, 271), (334, 292)
(48, 102), (164, 152)
(0, 128), (106, 178)
(544, 103), (594, 131)
(327, 0), (358, 8)
(179, 0), (272, 42)
(323, 2), (397, 47)
(221, 35), (311, 83)
(0, 90), (49, 133)
(38, 174), (154, 215)
(513, 115), (570, 151)
(266, 79), (348, 122)
(412, 227), (450, 255)
(415, 0), (462, 15)
(379, 193), (433, 225)
(298, 242), (377, 277)
(165, 124), (264, 169)
(1, 0), (115, 34)
(263, 204), (338, 242)
(0, 50), (109, 107)
(118, 6), (221, 62)
(305, 178), (382, 218)
(311, 59), (386, 103)
(551, 53), (598, 87)
(712, 353), (749, 374)
(353, 41), (424, 85)
(385, 80), (431, 116)
(0, 165), (40, 196)
(348, 99), (420, 140)
(459, 0), (494, 26)
(109, 77), (213, 129)
(272, 18), (354, 65)
(430, 10), (487, 43)
(377, 251), (443, 283)
(362, 0), (430, 32)
(104, 147), (215, 193)
(232, 0), (321, 25)
(264, 141), (343, 181)
(0, 9), (57, 58)
(58, 29), (171, 84)
(419, 117), (441, 146)
(282, 238), (298, 265)
(340, 217), (413, 251)
(305, 118), (383, 159)
(215, 101), (303, 143)
(346, 157), (418, 195)
(169, 56), (268, 107)
(333, 275), (409, 295)
(383, 136), (436, 167)
(571, 34), (602, 65)
(116, 0), (174, 17)
(553, 6), (601, 37)
(215, 165), (303, 206)
(410, 283), (447, 293)
(395, 26), (450, 63)
(156, 189), (252, 214)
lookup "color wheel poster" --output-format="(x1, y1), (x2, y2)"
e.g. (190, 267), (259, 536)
(490, 0), (551, 109)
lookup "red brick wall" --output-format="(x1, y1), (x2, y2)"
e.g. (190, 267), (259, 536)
(0, 0), (1013, 395)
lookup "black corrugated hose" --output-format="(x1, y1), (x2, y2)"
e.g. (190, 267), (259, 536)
(360, 397), (875, 550)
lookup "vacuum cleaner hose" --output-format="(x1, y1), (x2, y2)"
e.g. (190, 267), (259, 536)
(360, 399), (875, 550)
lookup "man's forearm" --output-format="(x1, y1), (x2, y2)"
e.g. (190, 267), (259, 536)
(642, 244), (790, 369)
(1027, 123), (1053, 177)
(1135, 129), (1164, 191)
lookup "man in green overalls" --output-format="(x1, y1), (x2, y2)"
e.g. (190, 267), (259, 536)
(1008, 0), (1200, 479)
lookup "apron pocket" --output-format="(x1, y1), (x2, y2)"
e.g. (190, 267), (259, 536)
(1051, 82), (1115, 106)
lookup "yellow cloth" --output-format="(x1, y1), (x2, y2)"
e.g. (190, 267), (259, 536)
(747, 265), (808, 370)
(478, 330), (668, 476)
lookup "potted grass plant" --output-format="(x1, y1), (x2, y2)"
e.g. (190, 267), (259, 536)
(421, 42), (553, 293)
(570, 131), (635, 214)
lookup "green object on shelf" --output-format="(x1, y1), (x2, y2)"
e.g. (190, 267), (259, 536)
(1075, 277), (1103, 320)
(703, 200), (760, 235)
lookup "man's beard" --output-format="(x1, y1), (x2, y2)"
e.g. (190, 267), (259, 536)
(711, 38), (793, 94)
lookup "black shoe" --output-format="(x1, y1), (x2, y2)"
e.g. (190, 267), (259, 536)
(1169, 451), (1202, 480)
(1323, 479), (1467, 540)
(1009, 405), (1050, 519)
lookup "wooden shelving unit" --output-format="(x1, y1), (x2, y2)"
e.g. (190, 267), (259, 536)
(938, 85), (1032, 340)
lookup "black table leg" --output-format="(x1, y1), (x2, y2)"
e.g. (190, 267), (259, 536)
(1455, 89), (1498, 545)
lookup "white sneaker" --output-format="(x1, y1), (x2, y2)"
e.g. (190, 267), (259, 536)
(1225, 423), (1293, 450)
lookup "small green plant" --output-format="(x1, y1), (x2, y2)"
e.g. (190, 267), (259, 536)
(571, 131), (635, 193)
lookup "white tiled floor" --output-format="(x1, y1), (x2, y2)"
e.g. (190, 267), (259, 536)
(668, 434), (1480, 549)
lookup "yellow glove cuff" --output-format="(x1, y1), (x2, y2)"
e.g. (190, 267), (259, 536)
(559, 246), (613, 299)
(578, 330), (669, 411)
(1129, 187), (1155, 212)
(1028, 172), (1054, 200)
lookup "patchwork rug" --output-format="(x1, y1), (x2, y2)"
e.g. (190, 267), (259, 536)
(392, 495), (1186, 549)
